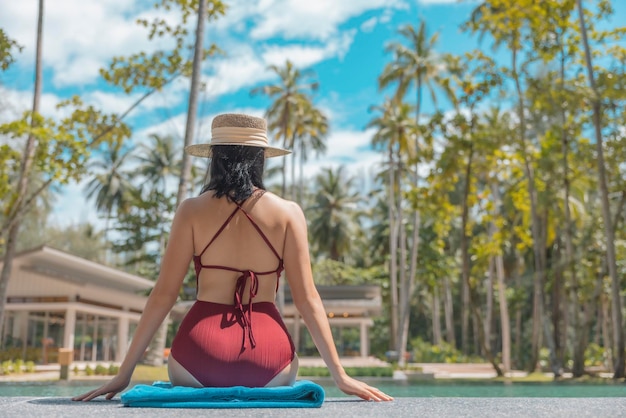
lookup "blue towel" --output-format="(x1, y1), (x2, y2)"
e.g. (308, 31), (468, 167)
(120, 380), (325, 408)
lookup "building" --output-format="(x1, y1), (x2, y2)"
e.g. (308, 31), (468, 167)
(2, 246), (383, 363)
(0, 246), (153, 363)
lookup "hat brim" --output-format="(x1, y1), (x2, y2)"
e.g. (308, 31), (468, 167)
(185, 143), (291, 158)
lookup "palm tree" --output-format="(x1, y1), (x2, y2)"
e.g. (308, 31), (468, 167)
(293, 102), (328, 203)
(136, 134), (181, 192)
(368, 98), (417, 359)
(0, 0), (44, 331)
(252, 60), (319, 197)
(379, 20), (445, 367)
(176, 0), (207, 207)
(576, 0), (624, 378)
(84, 143), (133, 248)
(308, 166), (361, 261)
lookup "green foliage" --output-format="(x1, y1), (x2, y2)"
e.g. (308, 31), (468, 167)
(411, 337), (484, 364)
(0, 97), (132, 236)
(0, 29), (22, 71)
(84, 365), (94, 376)
(312, 259), (385, 286)
(0, 347), (42, 363)
(95, 364), (108, 375)
(24, 361), (35, 373)
(108, 364), (120, 375)
(101, 0), (226, 93)
(298, 366), (393, 377)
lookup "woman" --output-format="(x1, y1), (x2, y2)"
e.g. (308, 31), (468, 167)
(73, 113), (392, 402)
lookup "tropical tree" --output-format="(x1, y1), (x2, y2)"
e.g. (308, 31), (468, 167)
(378, 20), (450, 367)
(576, 0), (624, 378)
(84, 143), (133, 244)
(0, 29), (21, 72)
(0, 0), (132, 336)
(292, 102), (328, 204)
(465, 0), (560, 376)
(368, 98), (417, 360)
(252, 60), (319, 198)
(307, 166), (361, 261)
(137, 134), (181, 190)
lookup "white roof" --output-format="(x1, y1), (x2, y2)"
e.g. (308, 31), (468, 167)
(11, 245), (155, 293)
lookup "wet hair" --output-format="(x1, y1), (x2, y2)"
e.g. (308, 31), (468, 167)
(200, 145), (265, 202)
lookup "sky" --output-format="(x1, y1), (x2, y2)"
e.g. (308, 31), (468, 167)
(1, 0), (625, 229)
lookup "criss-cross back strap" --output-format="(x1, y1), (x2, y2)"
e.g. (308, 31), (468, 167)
(233, 200), (282, 261)
(196, 204), (242, 259)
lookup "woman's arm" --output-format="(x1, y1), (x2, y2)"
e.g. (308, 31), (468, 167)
(283, 202), (392, 402)
(73, 200), (195, 401)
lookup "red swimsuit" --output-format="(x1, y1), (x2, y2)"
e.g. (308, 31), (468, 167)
(170, 198), (295, 387)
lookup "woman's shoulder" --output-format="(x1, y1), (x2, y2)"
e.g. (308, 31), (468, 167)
(259, 191), (305, 224)
(260, 191), (302, 212)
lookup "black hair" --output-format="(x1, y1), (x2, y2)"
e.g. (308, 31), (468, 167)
(200, 145), (265, 202)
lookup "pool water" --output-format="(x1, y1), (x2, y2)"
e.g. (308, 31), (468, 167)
(320, 379), (626, 398)
(0, 379), (624, 398)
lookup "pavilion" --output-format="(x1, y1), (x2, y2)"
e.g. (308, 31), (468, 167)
(1, 246), (383, 363)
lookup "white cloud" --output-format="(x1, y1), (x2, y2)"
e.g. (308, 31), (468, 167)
(246, 0), (405, 40)
(0, 87), (63, 122)
(0, 0), (175, 87)
(360, 17), (379, 33)
(302, 128), (383, 180)
(417, 0), (463, 4)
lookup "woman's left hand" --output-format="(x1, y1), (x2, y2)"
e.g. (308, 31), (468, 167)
(72, 374), (131, 402)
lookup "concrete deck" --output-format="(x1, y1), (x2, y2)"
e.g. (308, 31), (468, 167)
(1, 397), (625, 417)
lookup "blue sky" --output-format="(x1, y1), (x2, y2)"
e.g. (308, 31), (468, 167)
(1, 0), (624, 229)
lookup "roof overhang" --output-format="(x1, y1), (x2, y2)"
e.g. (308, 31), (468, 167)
(11, 246), (155, 293)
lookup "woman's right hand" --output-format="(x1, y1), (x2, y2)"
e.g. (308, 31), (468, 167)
(72, 373), (131, 402)
(335, 375), (394, 402)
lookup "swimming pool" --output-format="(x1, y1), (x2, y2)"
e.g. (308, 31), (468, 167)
(1, 379), (624, 398)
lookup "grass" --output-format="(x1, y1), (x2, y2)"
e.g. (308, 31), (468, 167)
(131, 365), (169, 382)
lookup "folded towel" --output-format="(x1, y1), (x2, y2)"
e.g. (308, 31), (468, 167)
(120, 380), (325, 408)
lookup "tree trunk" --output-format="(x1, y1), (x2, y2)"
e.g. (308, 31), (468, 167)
(576, 0), (625, 378)
(432, 285), (442, 345)
(485, 257), (494, 354)
(443, 276), (455, 346)
(176, 0), (207, 206)
(396, 158), (407, 361)
(511, 46), (560, 375)
(0, 0), (44, 332)
(388, 145), (399, 352)
(460, 137), (474, 358)
(491, 182), (511, 372)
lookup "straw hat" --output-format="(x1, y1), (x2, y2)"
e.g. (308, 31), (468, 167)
(184, 113), (291, 158)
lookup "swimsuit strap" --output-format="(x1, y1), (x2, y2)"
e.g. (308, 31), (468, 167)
(197, 204), (242, 258)
(233, 200), (282, 261)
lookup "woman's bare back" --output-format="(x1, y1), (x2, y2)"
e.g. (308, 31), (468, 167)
(186, 190), (288, 304)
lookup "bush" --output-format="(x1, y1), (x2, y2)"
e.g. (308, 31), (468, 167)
(25, 361), (36, 373)
(1, 360), (12, 375)
(95, 364), (108, 375)
(411, 337), (483, 364)
(84, 365), (94, 376)
(108, 364), (120, 375)
(13, 359), (24, 373)
(0, 348), (41, 363)
(298, 366), (393, 377)
(583, 343), (607, 367)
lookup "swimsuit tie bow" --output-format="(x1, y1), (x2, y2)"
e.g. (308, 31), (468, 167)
(234, 270), (258, 349)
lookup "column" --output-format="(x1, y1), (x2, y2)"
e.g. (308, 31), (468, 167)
(360, 321), (369, 358)
(63, 309), (76, 349)
(91, 316), (99, 361)
(117, 316), (129, 362)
